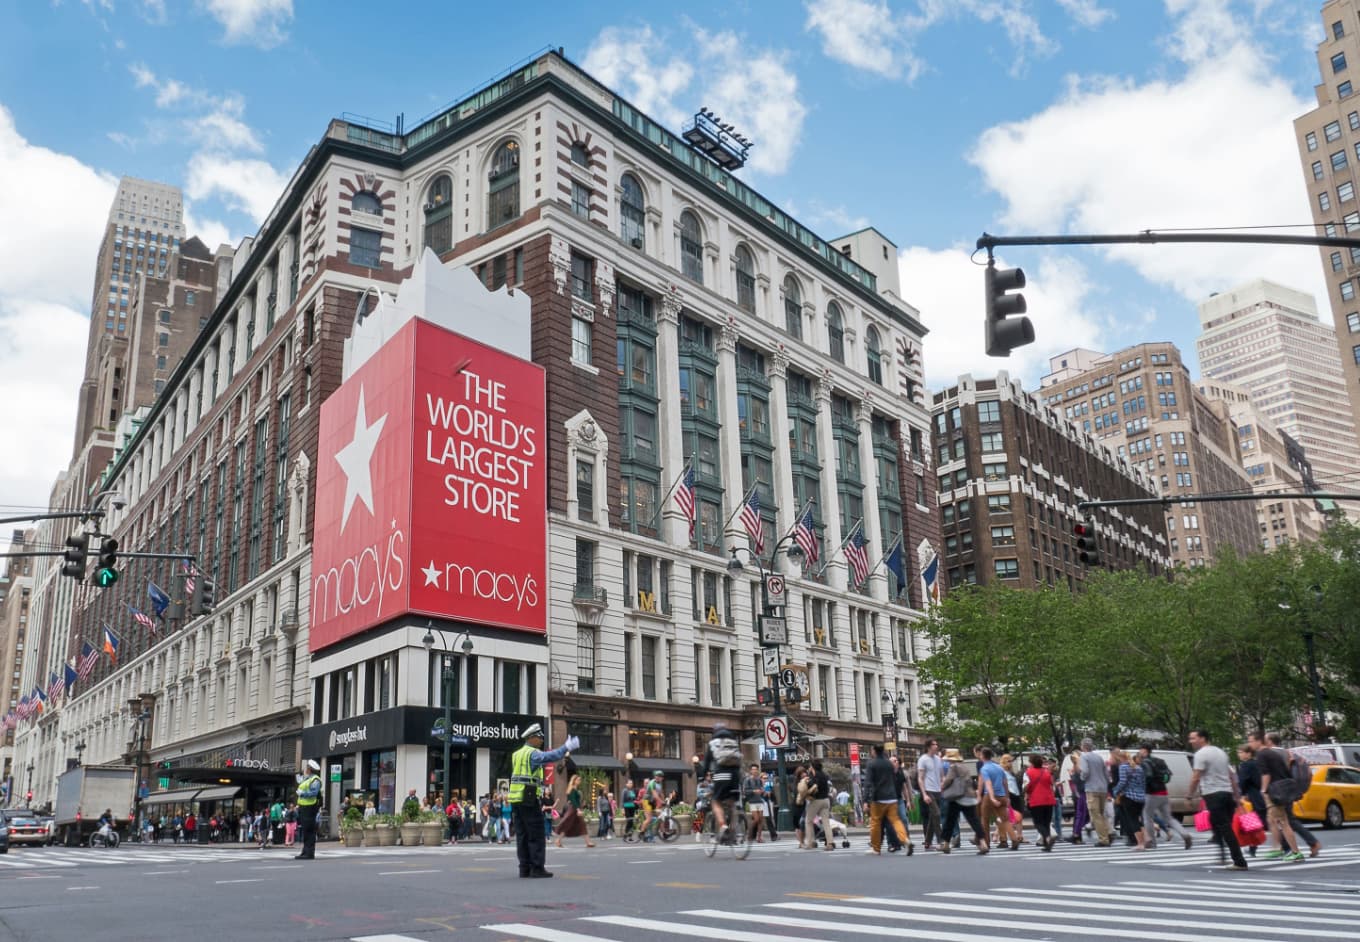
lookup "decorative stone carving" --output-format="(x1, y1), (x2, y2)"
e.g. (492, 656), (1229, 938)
(659, 282), (683, 325)
(594, 259), (616, 316)
(815, 370), (834, 404)
(767, 345), (790, 382)
(578, 418), (599, 444)
(549, 235), (571, 296)
(718, 317), (738, 354)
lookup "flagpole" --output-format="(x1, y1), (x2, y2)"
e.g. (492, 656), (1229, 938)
(865, 532), (903, 580)
(646, 457), (693, 531)
(815, 517), (863, 578)
(721, 482), (759, 533)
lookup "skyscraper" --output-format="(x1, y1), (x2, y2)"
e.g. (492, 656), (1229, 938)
(1294, 1), (1360, 445)
(1197, 279), (1360, 512)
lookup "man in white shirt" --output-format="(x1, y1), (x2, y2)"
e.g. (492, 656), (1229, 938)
(916, 738), (947, 850)
(1188, 728), (1247, 870)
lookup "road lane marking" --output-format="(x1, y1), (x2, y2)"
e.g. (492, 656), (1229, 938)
(787, 891), (862, 899)
(478, 926), (616, 942)
(594, 914), (832, 942)
(378, 869), (440, 875)
(215, 878), (264, 884)
(458, 866), (497, 872)
(690, 909), (1021, 942)
(923, 891), (1357, 927)
(656, 882), (719, 889)
(352, 935), (430, 942)
(1067, 882), (1360, 907)
(66, 886), (99, 890)
(253, 864), (303, 870)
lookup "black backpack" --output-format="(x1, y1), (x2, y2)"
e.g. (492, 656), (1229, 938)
(1145, 756), (1172, 790)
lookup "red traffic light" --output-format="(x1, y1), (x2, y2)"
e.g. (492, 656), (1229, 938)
(1073, 522), (1092, 538)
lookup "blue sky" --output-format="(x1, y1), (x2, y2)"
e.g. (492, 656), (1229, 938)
(0, 0), (1335, 513)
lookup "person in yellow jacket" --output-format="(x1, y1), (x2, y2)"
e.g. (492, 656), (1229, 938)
(509, 724), (577, 878)
(294, 759), (323, 860)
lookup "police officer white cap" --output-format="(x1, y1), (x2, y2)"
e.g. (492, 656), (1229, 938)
(306, 759), (321, 771)
(522, 723), (544, 740)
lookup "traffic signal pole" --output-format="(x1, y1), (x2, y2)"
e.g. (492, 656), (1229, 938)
(1077, 491), (1360, 511)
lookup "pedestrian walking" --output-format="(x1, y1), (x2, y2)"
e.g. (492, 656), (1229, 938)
(1138, 744), (1191, 850)
(1253, 731), (1305, 861)
(508, 723), (576, 879)
(1024, 755), (1057, 850)
(939, 748), (986, 854)
(917, 739), (946, 850)
(742, 764), (766, 843)
(1078, 739), (1113, 846)
(1111, 748), (1148, 850)
(284, 804), (298, 846)
(1187, 728), (1248, 870)
(978, 747), (1018, 851)
(294, 759), (323, 860)
(1066, 751), (1088, 843)
(1046, 757), (1065, 841)
(621, 780), (637, 839)
(1246, 732), (1319, 859)
(865, 744), (911, 855)
(553, 774), (596, 849)
(803, 760), (834, 850)
(1236, 743), (1265, 857)
(1000, 754), (1026, 845)
(595, 788), (613, 840)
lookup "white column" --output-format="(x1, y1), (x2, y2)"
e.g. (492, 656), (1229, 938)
(716, 320), (744, 550)
(656, 286), (687, 546)
(766, 350), (796, 575)
(815, 375), (846, 591)
(857, 399), (888, 602)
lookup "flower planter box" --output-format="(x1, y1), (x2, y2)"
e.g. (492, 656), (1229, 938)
(399, 823), (423, 846)
(341, 829), (363, 847)
(420, 822), (444, 846)
(373, 825), (398, 846)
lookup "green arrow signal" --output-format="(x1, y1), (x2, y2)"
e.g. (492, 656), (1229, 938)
(94, 567), (119, 588)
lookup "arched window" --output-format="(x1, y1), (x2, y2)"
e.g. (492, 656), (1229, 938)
(571, 142), (590, 167)
(486, 141), (520, 229)
(423, 174), (453, 255)
(783, 275), (803, 340)
(866, 325), (883, 385)
(734, 245), (756, 313)
(620, 173), (645, 249)
(821, 301), (843, 364)
(351, 191), (382, 215)
(680, 210), (703, 283)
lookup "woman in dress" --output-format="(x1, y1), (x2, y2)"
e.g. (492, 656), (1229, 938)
(1024, 754), (1058, 850)
(554, 774), (597, 849)
(1236, 744), (1265, 857)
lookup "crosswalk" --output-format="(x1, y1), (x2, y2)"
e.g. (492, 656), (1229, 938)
(462, 879), (1360, 942)
(974, 837), (1360, 872)
(0, 844), (459, 870)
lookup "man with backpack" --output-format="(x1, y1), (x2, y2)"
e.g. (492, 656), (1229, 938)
(698, 723), (743, 838)
(1138, 744), (1191, 850)
(1248, 731), (1320, 859)
(1254, 731), (1305, 861)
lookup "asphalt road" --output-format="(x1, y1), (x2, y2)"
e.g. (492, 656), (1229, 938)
(0, 824), (1357, 941)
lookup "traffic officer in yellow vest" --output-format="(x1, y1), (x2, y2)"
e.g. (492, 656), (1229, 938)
(510, 723), (577, 877)
(294, 759), (323, 860)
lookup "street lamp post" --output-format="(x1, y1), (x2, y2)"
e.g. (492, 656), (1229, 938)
(728, 535), (803, 832)
(422, 622), (474, 832)
(74, 740), (86, 767)
(25, 761), (34, 805)
(1280, 584), (1329, 740)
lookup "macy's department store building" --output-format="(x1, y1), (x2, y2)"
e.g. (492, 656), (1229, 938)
(301, 258), (551, 819)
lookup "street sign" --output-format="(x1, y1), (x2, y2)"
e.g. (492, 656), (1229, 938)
(759, 615), (787, 646)
(764, 715), (790, 750)
(764, 573), (786, 607)
(849, 742), (860, 772)
(329, 764), (341, 783)
(780, 668), (796, 688)
(761, 647), (780, 677)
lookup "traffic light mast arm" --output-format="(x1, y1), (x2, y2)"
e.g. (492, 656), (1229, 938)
(1077, 491), (1360, 511)
(0, 510), (105, 526)
(978, 230), (1360, 251)
(0, 550), (200, 561)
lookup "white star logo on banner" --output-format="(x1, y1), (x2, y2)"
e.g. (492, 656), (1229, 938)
(334, 385), (388, 531)
(421, 561), (441, 587)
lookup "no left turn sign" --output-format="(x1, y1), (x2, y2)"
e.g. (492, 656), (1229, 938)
(764, 715), (790, 750)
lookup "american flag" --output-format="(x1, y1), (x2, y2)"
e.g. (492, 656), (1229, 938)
(181, 558), (198, 594)
(77, 640), (99, 680)
(674, 464), (696, 539)
(845, 523), (870, 587)
(127, 603), (156, 632)
(15, 696), (29, 721)
(739, 489), (764, 555)
(793, 505), (819, 564)
(48, 670), (64, 702)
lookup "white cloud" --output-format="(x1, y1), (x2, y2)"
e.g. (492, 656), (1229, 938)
(1055, 0), (1115, 28)
(0, 104), (116, 511)
(185, 152), (289, 222)
(968, 25), (1322, 308)
(900, 245), (1107, 388)
(584, 25), (806, 175)
(804, 0), (912, 80)
(201, 0), (292, 48)
(183, 202), (233, 251)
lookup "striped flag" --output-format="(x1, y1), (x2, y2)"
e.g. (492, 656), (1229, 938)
(32, 686), (46, 715)
(77, 640), (99, 680)
(181, 558), (198, 594)
(48, 670), (64, 702)
(127, 602), (156, 632)
(845, 523), (871, 588)
(922, 551), (941, 605)
(16, 695), (29, 721)
(102, 624), (121, 664)
(793, 505), (819, 564)
(738, 489), (764, 555)
(674, 463), (696, 539)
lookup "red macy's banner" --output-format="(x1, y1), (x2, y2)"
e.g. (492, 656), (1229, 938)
(310, 317), (546, 651)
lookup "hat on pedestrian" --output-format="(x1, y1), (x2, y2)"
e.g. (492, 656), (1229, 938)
(523, 723), (544, 740)
(943, 748), (963, 762)
(306, 759), (321, 772)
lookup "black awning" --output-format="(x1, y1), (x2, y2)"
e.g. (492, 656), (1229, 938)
(566, 754), (624, 771)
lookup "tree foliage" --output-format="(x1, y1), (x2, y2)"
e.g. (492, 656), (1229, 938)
(919, 521), (1360, 751)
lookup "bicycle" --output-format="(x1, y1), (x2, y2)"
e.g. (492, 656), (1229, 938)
(701, 796), (750, 860)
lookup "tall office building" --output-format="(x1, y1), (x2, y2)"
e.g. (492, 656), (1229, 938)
(1039, 342), (1259, 568)
(72, 177), (186, 453)
(931, 373), (1166, 592)
(1197, 279), (1360, 511)
(1295, 1), (1360, 444)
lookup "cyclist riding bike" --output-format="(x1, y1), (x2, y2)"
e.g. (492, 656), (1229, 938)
(639, 771), (666, 841)
(699, 724), (743, 838)
(97, 809), (116, 842)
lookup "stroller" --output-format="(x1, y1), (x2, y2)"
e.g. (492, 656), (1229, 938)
(809, 811), (852, 848)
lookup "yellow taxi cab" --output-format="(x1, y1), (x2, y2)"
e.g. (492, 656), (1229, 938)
(1292, 764), (1360, 829)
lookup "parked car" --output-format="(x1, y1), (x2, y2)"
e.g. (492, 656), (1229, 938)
(1293, 764), (1360, 829)
(0, 818), (10, 853)
(1293, 743), (1360, 768)
(2, 809), (49, 846)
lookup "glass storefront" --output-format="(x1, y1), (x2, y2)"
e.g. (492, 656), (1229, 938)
(364, 749), (396, 813)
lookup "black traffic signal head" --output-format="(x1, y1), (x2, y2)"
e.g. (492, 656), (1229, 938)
(61, 534), (89, 580)
(756, 686), (775, 706)
(94, 537), (119, 588)
(984, 261), (1034, 357)
(190, 575), (217, 616)
(1074, 517), (1100, 566)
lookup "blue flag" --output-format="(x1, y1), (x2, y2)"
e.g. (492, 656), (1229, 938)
(885, 537), (906, 595)
(148, 580), (171, 619)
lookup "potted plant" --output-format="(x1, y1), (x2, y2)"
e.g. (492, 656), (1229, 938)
(372, 813), (398, 846)
(670, 802), (694, 835)
(340, 805), (365, 847)
(420, 809), (445, 847)
(399, 793), (424, 846)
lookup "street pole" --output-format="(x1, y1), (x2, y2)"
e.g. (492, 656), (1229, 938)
(443, 661), (452, 826)
(1303, 630), (1327, 737)
(758, 571), (792, 832)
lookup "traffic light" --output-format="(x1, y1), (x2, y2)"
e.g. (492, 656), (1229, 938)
(1074, 516), (1100, 566)
(94, 537), (119, 588)
(756, 687), (775, 706)
(61, 534), (89, 580)
(984, 260), (1034, 357)
(190, 575), (217, 616)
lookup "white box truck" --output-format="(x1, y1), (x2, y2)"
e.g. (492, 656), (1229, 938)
(54, 765), (136, 847)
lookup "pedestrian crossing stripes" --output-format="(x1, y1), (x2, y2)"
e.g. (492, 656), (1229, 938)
(980, 839), (1360, 872)
(0, 844), (457, 870)
(471, 879), (1360, 942)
